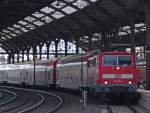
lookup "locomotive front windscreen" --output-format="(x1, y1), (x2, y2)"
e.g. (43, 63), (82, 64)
(103, 55), (132, 66)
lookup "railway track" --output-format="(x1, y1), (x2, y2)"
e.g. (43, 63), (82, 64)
(106, 105), (139, 113)
(0, 85), (149, 113)
(0, 86), (63, 113)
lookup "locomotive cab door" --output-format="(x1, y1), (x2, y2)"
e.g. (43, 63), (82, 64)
(87, 57), (99, 88)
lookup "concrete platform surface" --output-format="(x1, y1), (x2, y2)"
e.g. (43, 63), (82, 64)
(138, 89), (150, 111)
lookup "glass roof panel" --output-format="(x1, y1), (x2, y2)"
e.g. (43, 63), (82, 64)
(51, 11), (65, 19)
(26, 24), (36, 30)
(1, 33), (5, 36)
(14, 30), (22, 34)
(13, 24), (22, 28)
(119, 32), (128, 35)
(90, 0), (98, 2)
(7, 27), (16, 31)
(33, 21), (45, 26)
(62, 6), (77, 14)
(20, 27), (29, 32)
(140, 28), (146, 31)
(41, 16), (53, 23)
(73, 0), (89, 9)
(64, 0), (75, 3)
(10, 33), (17, 37)
(4, 35), (12, 39)
(24, 16), (36, 22)
(135, 23), (145, 27)
(92, 38), (98, 41)
(18, 20), (28, 25)
(2, 29), (10, 33)
(83, 36), (88, 39)
(135, 29), (139, 33)
(41, 6), (55, 14)
(32, 12), (45, 18)
(51, 1), (66, 9)
(1, 36), (6, 40)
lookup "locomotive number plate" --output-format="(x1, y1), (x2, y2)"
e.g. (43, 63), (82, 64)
(115, 74), (121, 78)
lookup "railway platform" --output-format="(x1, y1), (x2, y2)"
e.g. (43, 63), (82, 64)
(138, 89), (150, 111)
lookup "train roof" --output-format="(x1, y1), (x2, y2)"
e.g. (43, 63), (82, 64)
(58, 50), (134, 64)
(58, 49), (100, 64)
(100, 51), (133, 55)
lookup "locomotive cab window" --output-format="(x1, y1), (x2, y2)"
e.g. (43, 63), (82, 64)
(103, 55), (132, 66)
(118, 56), (132, 66)
(103, 56), (117, 66)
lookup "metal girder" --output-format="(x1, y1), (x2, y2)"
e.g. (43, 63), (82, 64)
(62, 0), (89, 30)
(47, 3), (82, 34)
(1, 32), (23, 48)
(112, 0), (127, 12)
(0, 40), (13, 51)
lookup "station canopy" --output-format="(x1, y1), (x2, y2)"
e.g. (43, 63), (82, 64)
(0, 0), (148, 52)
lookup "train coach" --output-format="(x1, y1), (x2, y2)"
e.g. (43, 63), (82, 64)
(0, 50), (139, 101)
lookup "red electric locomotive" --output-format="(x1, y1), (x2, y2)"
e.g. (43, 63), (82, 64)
(55, 50), (139, 100)
(0, 50), (139, 101)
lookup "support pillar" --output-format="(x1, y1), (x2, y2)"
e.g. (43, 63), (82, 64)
(27, 49), (30, 61)
(130, 16), (136, 53)
(88, 35), (92, 51)
(17, 51), (19, 63)
(76, 37), (79, 54)
(102, 32), (109, 51)
(145, 4), (150, 90)
(64, 39), (68, 56)
(39, 44), (43, 60)
(55, 41), (59, 58)
(46, 42), (50, 59)
(7, 53), (11, 64)
(33, 46), (37, 56)
(22, 50), (24, 62)
(12, 53), (15, 64)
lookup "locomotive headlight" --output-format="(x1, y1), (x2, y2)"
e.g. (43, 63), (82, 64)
(104, 81), (108, 85)
(116, 67), (120, 70)
(128, 81), (132, 85)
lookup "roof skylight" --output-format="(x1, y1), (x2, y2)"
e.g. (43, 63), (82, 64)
(62, 6), (77, 14)
(51, 1), (66, 9)
(26, 24), (36, 30)
(0, 0), (98, 41)
(18, 21), (28, 25)
(13, 24), (22, 28)
(51, 12), (65, 19)
(7, 27), (16, 31)
(33, 21), (45, 26)
(1, 36), (6, 40)
(20, 27), (29, 32)
(41, 16), (53, 23)
(41, 7), (55, 14)
(24, 16), (36, 22)
(2, 30), (10, 33)
(10, 33), (17, 37)
(73, 0), (89, 9)
(32, 12), (45, 18)
(90, 0), (98, 2)
(4, 35), (12, 39)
